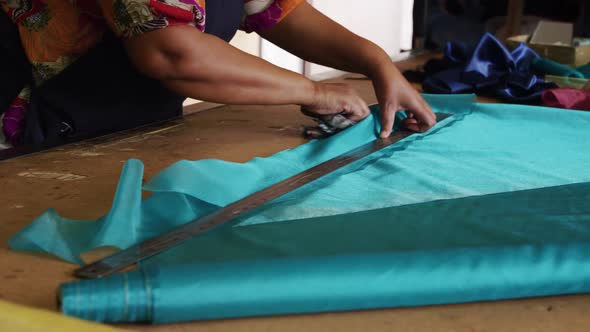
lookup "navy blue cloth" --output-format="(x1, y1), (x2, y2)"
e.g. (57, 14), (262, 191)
(20, 1), (244, 146)
(423, 33), (557, 103)
(0, 11), (31, 113)
(204, 0), (243, 42)
(24, 33), (184, 145)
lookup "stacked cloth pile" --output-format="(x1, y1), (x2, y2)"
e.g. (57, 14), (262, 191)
(531, 57), (590, 110)
(417, 33), (590, 110)
(9, 94), (590, 324)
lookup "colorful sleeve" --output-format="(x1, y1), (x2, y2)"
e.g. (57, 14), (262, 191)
(240, 0), (305, 33)
(97, 0), (206, 39)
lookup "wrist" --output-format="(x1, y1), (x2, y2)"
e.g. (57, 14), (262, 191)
(366, 55), (397, 81)
(289, 76), (318, 107)
(299, 80), (324, 108)
(358, 43), (394, 79)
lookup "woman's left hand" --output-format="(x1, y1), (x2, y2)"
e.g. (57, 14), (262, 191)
(370, 60), (437, 138)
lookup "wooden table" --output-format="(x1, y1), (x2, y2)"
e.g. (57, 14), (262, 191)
(1, 54), (589, 331)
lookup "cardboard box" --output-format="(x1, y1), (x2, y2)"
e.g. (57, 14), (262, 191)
(506, 21), (590, 67)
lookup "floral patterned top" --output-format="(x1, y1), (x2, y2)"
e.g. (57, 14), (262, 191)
(0, 0), (304, 145)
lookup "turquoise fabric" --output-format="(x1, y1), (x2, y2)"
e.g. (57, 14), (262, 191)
(533, 57), (590, 79)
(577, 63), (590, 78)
(61, 182), (590, 323)
(10, 94), (590, 323)
(10, 94), (475, 264)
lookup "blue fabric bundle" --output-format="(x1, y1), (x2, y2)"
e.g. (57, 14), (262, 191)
(423, 33), (557, 103)
(9, 94), (590, 323)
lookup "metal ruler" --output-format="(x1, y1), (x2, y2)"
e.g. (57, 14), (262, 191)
(75, 112), (451, 279)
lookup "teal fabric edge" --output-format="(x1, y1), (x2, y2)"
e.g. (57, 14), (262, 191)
(8, 94), (477, 265)
(8, 159), (145, 264)
(532, 57), (588, 78)
(578, 63), (590, 78)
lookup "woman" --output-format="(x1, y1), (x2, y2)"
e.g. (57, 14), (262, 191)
(0, 0), (435, 147)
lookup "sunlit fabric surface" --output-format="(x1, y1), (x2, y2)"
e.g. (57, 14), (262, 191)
(423, 33), (556, 103)
(542, 88), (590, 111)
(10, 94), (590, 323)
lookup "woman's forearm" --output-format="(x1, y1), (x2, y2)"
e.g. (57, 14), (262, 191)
(124, 25), (316, 105)
(259, 2), (391, 79)
(260, 2), (436, 136)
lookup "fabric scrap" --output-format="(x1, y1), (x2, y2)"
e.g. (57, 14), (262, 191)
(542, 88), (590, 111)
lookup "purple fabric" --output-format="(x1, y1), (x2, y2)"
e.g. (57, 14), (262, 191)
(2, 100), (27, 145)
(241, 2), (282, 32)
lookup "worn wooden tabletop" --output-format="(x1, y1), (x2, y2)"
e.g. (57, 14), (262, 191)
(1, 54), (589, 331)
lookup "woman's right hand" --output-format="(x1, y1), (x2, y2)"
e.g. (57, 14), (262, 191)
(302, 83), (371, 121)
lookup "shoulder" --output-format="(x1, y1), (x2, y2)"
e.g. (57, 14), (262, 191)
(241, 0), (305, 32)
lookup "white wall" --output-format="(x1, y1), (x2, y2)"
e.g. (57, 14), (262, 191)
(259, 0), (414, 79)
(305, 0), (414, 78)
(231, 30), (262, 56)
(260, 41), (304, 74)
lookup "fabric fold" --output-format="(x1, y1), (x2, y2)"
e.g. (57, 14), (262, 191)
(8, 159), (145, 264)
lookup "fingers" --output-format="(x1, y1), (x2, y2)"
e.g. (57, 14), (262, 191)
(419, 97), (437, 126)
(379, 103), (397, 138)
(305, 83), (370, 120)
(300, 107), (318, 119)
(401, 117), (420, 132)
(343, 98), (370, 122)
(331, 84), (370, 122)
(405, 95), (436, 132)
(380, 93), (435, 136)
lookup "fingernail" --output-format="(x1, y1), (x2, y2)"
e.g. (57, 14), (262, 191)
(380, 131), (389, 138)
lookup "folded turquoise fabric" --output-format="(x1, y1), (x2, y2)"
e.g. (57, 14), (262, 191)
(532, 57), (586, 78)
(576, 63), (590, 78)
(10, 94), (590, 323)
(532, 58), (590, 79)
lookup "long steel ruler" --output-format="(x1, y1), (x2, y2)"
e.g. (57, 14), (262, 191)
(75, 112), (451, 279)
